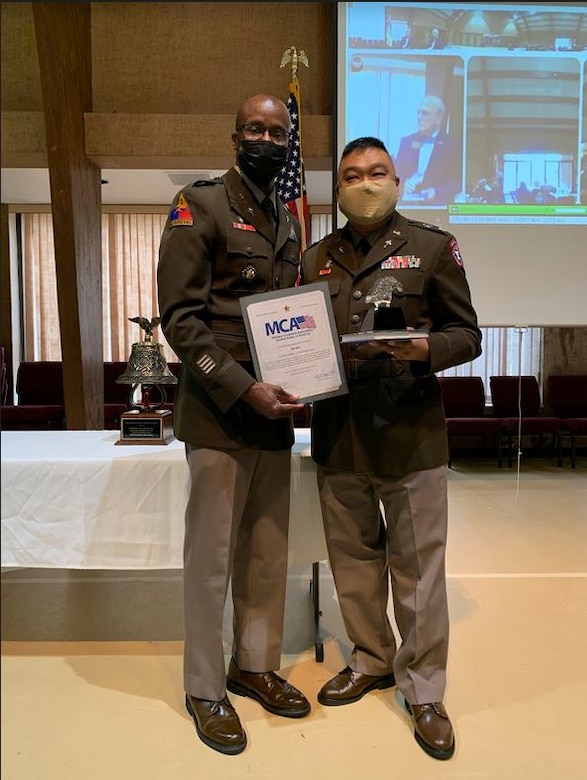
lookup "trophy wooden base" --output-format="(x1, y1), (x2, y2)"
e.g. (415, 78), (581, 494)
(115, 409), (175, 445)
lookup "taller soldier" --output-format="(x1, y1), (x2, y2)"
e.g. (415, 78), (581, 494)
(157, 94), (311, 756)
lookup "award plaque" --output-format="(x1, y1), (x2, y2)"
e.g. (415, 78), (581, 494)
(116, 408), (174, 446)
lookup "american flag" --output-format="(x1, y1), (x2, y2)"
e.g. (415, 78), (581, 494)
(276, 79), (310, 254)
(295, 314), (316, 330)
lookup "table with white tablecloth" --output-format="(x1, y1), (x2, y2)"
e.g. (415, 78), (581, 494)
(1, 428), (329, 659)
(0, 429), (327, 569)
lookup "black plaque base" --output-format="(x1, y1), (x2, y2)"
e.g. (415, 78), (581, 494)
(115, 409), (175, 445)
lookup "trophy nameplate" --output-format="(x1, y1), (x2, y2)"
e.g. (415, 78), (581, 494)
(116, 409), (175, 445)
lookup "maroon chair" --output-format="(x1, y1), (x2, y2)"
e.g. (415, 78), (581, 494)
(547, 375), (587, 468)
(157, 361), (182, 413)
(0, 361), (66, 431)
(0, 347), (7, 405)
(438, 376), (504, 467)
(489, 376), (560, 467)
(103, 361), (131, 429)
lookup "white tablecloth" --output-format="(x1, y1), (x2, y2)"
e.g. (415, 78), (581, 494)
(1, 429), (327, 569)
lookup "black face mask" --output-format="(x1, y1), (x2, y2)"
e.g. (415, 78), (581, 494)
(237, 140), (288, 187)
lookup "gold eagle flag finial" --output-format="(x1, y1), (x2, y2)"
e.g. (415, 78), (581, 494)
(280, 46), (309, 81)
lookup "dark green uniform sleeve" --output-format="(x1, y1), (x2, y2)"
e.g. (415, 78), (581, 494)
(157, 185), (255, 413)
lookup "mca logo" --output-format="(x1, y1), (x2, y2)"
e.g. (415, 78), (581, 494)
(264, 315), (316, 336)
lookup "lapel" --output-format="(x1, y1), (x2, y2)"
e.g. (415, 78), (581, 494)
(275, 200), (297, 252)
(323, 233), (357, 276)
(223, 168), (274, 242)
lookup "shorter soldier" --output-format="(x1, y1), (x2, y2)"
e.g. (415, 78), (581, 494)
(301, 136), (482, 761)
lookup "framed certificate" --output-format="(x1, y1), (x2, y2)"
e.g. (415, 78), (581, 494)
(240, 282), (348, 402)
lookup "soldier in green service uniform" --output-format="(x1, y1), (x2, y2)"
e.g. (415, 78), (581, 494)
(301, 136), (481, 761)
(157, 94), (311, 757)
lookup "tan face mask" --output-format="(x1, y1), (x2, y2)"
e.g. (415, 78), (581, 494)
(337, 179), (399, 225)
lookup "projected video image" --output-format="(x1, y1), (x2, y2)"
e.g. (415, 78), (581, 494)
(464, 57), (580, 214)
(341, 2), (587, 226)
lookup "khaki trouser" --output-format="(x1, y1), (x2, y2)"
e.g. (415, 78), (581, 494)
(317, 464), (449, 705)
(183, 445), (291, 701)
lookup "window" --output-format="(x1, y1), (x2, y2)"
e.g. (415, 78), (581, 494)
(14, 211), (175, 363)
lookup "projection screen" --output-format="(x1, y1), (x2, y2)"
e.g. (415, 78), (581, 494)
(336, 1), (587, 326)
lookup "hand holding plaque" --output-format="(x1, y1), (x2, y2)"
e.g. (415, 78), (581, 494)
(340, 276), (428, 344)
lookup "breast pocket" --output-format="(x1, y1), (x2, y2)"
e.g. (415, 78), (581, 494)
(305, 269), (342, 298)
(224, 230), (271, 293)
(386, 270), (424, 321)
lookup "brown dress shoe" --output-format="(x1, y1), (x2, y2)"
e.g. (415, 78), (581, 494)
(317, 666), (396, 706)
(405, 701), (455, 760)
(185, 694), (246, 755)
(226, 658), (311, 718)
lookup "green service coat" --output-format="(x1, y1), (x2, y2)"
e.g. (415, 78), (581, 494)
(301, 211), (482, 475)
(157, 168), (301, 450)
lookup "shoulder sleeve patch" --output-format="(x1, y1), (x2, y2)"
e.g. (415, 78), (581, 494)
(169, 193), (194, 227)
(448, 237), (464, 269)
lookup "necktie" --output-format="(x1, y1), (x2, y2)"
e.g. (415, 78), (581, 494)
(358, 238), (371, 257)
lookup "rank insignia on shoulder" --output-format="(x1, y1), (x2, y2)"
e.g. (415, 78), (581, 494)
(232, 221), (256, 232)
(409, 219), (447, 235)
(169, 194), (194, 227)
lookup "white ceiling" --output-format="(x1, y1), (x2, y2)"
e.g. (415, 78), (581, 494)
(1, 168), (334, 206)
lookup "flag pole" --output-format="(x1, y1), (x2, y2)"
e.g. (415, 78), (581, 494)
(277, 47), (310, 253)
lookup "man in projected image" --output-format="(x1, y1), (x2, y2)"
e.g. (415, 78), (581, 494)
(395, 95), (461, 206)
(301, 136), (481, 761)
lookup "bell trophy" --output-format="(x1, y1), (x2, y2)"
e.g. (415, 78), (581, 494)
(115, 316), (178, 445)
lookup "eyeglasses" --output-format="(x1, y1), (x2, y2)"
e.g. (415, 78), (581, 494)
(236, 123), (290, 145)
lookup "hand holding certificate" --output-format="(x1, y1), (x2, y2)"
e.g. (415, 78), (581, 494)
(240, 282), (348, 402)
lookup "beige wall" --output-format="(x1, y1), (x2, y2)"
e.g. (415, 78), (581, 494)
(1, 2), (334, 170)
